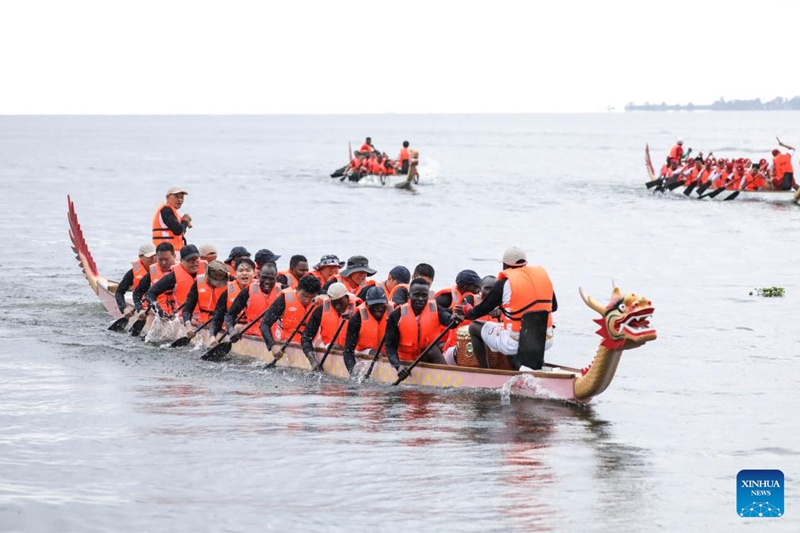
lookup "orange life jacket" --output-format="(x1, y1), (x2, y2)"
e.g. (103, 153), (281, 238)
(319, 295), (357, 346)
(360, 143), (372, 153)
(151, 203), (185, 251)
(497, 266), (553, 333)
(397, 301), (444, 362)
(388, 283), (409, 306)
(442, 292), (481, 350)
(279, 288), (310, 340)
(355, 303), (388, 353)
(714, 170), (729, 189)
(278, 270), (299, 289)
(194, 274), (226, 322)
(244, 282), (281, 335)
(398, 147), (410, 162)
(150, 263), (176, 313)
(172, 262), (204, 309)
(774, 153), (793, 179)
(668, 145), (683, 162)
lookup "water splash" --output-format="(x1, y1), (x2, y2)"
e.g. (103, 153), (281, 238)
(499, 373), (561, 401)
(144, 317), (186, 343)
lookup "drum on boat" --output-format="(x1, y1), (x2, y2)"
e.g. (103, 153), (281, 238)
(454, 326), (513, 370)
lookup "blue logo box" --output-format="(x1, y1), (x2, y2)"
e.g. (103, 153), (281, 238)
(737, 469), (783, 518)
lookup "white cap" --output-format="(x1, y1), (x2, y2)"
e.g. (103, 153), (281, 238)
(327, 282), (348, 300)
(138, 242), (156, 258)
(502, 246), (528, 266)
(198, 243), (217, 257)
(166, 185), (188, 196)
(677, 139), (683, 145)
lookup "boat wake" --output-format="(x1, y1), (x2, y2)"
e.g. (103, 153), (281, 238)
(499, 373), (562, 401)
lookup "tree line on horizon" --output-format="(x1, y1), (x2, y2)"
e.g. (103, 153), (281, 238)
(625, 96), (800, 111)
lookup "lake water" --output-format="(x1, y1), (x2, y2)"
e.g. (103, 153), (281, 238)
(1, 113), (799, 531)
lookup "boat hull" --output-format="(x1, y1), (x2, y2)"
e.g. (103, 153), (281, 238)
(93, 277), (583, 402)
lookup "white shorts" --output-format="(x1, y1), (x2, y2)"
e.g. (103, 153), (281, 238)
(480, 322), (554, 356)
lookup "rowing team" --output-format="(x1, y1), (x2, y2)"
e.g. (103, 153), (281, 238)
(115, 242), (557, 378)
(659, 145), (796, 192)
(333, 139), (420, 183)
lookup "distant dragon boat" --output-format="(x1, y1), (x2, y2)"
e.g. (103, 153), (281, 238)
(644, 144), (798, 203)
(68, 195), (657, 403)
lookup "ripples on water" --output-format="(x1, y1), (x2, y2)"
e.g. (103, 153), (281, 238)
(1, 114), (800, 531)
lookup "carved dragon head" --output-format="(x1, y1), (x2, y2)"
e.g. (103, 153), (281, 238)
(579, 286), (656, 350)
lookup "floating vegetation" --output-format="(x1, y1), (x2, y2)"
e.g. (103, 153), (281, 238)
(750, 287), (785, 298)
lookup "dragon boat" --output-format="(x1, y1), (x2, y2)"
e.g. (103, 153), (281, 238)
(68, 195), (656, 403)
(644, 144), (798, 204)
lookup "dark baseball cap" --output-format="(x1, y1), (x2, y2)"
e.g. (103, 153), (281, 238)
(180, 244), (200, 260)
(389, 265), (410, 284)
(255, 248), (281, 266)
(456, 269), (482, 286)
(225, 246), (251, 264)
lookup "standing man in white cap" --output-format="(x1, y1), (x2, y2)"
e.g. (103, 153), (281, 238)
(115, 243), (157, 317)
(152, 185), (192, 251)
(199, 243), (218, 263)
(456, 247), (557, 371)
(668, 139), (685, 164)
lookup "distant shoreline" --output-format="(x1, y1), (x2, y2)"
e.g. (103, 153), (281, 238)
(626, 97), (800, 112)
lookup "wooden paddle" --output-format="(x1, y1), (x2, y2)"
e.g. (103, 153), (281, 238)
(392, 319), (458, 386)
(695, 170), (720, 197)
(313, 313), (351, 372)
(170, 315), (215, 348)
(108, 314), (131, 332)
(201, 309), (267, 362)
(263, 303), (317, 369)
(363, 332), (388, 380)
(777, 136), (795, 151)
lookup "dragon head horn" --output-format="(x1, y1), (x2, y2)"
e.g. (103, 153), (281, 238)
(579, 287), (606, 315)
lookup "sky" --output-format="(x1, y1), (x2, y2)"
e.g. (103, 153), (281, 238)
(1, 0), (798, 114)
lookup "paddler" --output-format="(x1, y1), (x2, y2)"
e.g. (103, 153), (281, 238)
(198, 243), (218, 263)
(277, 255), (310, 289)
(375, 265), (410, 308)
(180, 260), (228, 332)
(207, 257), (256, 344)
(341, 286), (389, 375)
(260, 274), (322, 360)
(152, 186), (191, 250)
(309, 254), (345, 286)
(327, 255), (377, 299)
(434, 269), (482, 309)
(115, 243), (157, 317)
(390, 263), (434, 305)
(254, 248), (281, 275)
(456, 247), (557, 371)
(227, 263), (282, 343)
(385, 278), (459, 380)
(132, 243), (177, 315)
(144, 244), (205, 317)
(300, 282), (357, 367)
(224, 246), (251, 280)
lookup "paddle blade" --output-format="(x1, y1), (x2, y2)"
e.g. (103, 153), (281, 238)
(723, 190), (740, 201)
(667, 180), (685, 191)
(683, 182), (697, 196)
(129, 318), (146, 337)
(170, 336), (191, 348)
(201, 342), (232, 361)
(707, 187), (728, 199)
(645, 178), (662, 189)
(108, 316), (129, 332)
(696, 182), (711, 197)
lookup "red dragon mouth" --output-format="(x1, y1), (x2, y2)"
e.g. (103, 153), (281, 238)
(613, 307), (656, 340)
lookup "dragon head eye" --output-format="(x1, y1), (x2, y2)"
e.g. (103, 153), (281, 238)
(616, 302), (626, 313)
